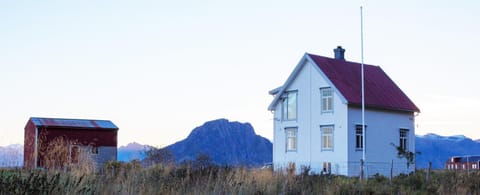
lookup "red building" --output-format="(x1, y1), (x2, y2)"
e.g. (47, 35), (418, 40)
(24, 117), (119, 169)
(446, 156), (480, 171)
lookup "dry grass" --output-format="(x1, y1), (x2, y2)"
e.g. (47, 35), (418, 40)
(3, 163), (480, 195)
(36, 135), (97, 175)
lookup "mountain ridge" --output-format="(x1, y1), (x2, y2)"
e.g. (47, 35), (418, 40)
(164, 118), (273, 167)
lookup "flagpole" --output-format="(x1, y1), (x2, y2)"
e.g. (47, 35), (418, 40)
(360, 6), (366, 180)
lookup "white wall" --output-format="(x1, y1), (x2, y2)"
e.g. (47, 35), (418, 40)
(273, 59), (348, 174)
(347, 107), (415, 176)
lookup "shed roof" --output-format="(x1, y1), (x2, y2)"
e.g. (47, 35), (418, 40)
(29, 117), (119, 130)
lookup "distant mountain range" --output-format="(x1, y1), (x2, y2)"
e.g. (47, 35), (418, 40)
(3, 122), (480, 170)
(117, 142), (150, 162)
(123, 130), (480, 169)
(415, 133), (480, 169)
(0, 144), (23, 167)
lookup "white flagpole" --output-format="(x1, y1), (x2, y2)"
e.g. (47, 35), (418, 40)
(360, 6), (366, 180)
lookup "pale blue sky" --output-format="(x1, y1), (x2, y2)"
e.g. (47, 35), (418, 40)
(1, 0), (479, 146)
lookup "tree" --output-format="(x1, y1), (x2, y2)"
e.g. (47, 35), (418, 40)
(143, 147), (174, 166)
(391, 143), (420, 170)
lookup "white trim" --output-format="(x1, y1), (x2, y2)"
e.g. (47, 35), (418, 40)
(320, 87), (334, 113)
(269, 86), (283, 95)
(268, 56), (308, 110)
(285, 127), (298, 152)
(268, 53), (349, 111)
(320, 125), (334, 151)
(34, 127), (38, 169)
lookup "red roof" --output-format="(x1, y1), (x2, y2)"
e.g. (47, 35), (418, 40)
(307, 53), (419, 112)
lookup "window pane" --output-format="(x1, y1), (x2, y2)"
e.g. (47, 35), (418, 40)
(322, 99), (327, 111)
(286, 128), (297, 151)
(399, 129), (408, 151)
(321, 126), (333, 150)
(321, 88), (333, 112)
(283, 92), (297, 120)
(287, 92), (297, 120)
(356, 125), (364, 149)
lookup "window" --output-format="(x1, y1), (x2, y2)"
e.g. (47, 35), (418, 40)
(473, 164), (478, 169)
(320, 87), (333, 112)
(321, 126), (334, 150)
(400, 129), (408, 151)
(70, 145), (80, 164)
(322, 162), (332, 174)
(91, 147), (99, 154)
(282, 91), (297, 120)
(355, 125), (365, 150)
(285, 128), (297, 152)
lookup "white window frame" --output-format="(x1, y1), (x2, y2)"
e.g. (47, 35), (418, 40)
(285, 127), (297, 152)
(320, 87), (333, 113)
(321, 125), (334, 151)
(355, 125), (366, 151)
(400, 129), (409, 151)
(282, 91), (297, 121)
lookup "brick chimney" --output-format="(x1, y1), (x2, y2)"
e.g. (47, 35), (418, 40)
(334, 46), (345, 60)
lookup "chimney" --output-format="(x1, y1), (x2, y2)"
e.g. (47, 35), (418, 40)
(333, 46), (345, 60)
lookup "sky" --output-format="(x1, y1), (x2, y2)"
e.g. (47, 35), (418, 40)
(1, 0), (479, 147)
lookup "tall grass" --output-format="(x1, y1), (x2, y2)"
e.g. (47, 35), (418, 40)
(2, 163), (480, 194)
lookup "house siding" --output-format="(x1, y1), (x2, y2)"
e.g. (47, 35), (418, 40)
(347, 107), (415, 176)
(273, 60), (348, 174)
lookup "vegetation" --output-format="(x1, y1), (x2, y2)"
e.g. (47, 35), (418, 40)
(391, 143), (421, 170)
(2, 162), (480, 194)
(9, 140), (479, 194)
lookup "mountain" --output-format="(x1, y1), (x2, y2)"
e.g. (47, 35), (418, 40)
(117, 142), (149, 162)
(0, 144), (23, 167)
(165, 119), (272, 167)
(415, 133), (480, 169)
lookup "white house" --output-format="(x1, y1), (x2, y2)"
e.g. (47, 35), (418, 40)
(268, 46), (420, 177)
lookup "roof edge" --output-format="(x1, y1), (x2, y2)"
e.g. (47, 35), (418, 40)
(268, 53), (309, 110)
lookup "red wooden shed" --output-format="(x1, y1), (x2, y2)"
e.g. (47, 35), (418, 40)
(24, 117), (119, 169)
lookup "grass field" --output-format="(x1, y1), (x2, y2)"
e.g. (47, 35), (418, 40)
(2, 161), (480, 195)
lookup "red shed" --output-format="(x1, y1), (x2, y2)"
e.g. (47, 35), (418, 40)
(24, 117), (119, 169)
